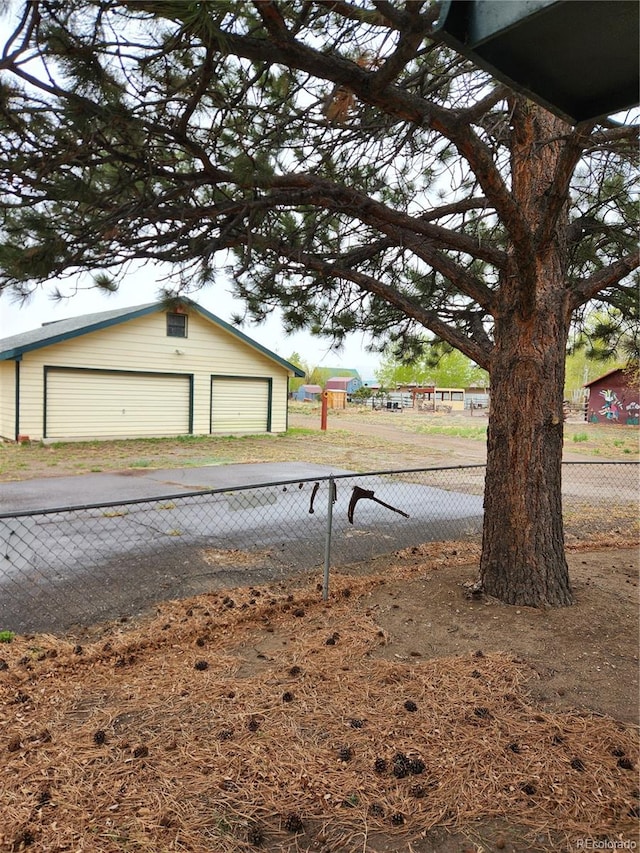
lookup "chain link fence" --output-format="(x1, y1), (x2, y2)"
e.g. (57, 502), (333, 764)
(0, 462), (637, 635)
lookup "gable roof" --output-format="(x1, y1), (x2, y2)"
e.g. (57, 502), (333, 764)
(320, 367), (361, 378)
(0, 299), (305, 377)
(583, 367), (626, 387)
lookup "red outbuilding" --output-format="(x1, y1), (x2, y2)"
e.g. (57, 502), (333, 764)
(584, 368), (639, 425)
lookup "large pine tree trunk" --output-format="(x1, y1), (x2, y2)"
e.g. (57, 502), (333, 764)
(480, 299), (574, 606)
(479, 101), (574, 607)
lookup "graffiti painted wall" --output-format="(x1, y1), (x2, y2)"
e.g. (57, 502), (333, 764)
(585, 369), (640, 425)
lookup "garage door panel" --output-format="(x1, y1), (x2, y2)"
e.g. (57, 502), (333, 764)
(211, 378), (270, 433)
(46, 370), (191, 438)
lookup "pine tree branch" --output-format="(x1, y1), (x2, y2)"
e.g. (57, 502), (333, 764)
(458, 85), (509, 123)
(266, 173), (506, 268)
(211, 204), (495, 319)
(438, 117), (530, 260)
(571, 249), (640, 308)
(422, 197), (490, 220)
(370, 28), (425, 88)
(313, 1), (401, 28)
(20, 1), (525, 269)
(328, 196), (491, 269)
(127, 3), (527, 250)
(253, 1), (294, 43)
(145, 184), (496, 312)
(589, 124), (640, 147)
(173, 43), (217, 136)
(370, 3), (438, 88)
(0, 0), (39, 70)
(241, 234), (493, 368)
(371, 1), (413, 28)
(535, 122), (596, 251)
(400, 235), (495, 313)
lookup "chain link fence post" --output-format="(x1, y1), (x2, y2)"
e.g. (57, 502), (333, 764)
(322, 476), (335, 600)
(1, 462), (636, 633)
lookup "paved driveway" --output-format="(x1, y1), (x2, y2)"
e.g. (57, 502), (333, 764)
(0, 462), (484, 635)
(0, 462), (352, 512)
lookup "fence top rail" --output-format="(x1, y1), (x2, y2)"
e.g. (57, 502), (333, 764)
(0, 464), (487, 519)
(0, 461), (635, 521)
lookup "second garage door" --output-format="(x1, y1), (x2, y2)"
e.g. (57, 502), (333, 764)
(211, 376), (271, 433)
(45, 368), (192, 439)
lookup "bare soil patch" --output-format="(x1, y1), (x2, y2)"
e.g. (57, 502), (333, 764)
(202, 547), (275, 567)
(289, 409), (489, 466)
(0, 406), (636, 482)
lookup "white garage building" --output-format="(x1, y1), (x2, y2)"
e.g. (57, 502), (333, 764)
(0, 299), (304, 442)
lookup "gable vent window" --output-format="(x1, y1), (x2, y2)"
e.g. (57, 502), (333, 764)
(167, 312), (188, 338)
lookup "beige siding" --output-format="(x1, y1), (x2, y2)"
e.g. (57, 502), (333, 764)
(12, 308), (291, 440)
(46, 370), (191, 439)
(211, 377), (270, 433)
(0, 360), (15, 440)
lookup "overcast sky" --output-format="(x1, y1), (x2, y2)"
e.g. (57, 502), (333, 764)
(0, 271), (382, 379)
(0, 9), (388, 379)
(0, 0), (384, 380)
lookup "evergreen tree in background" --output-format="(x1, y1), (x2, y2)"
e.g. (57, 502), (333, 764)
(0, 1), (637, 606)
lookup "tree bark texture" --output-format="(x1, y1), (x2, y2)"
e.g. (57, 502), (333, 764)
(480, 303), (573, 607)
(480, 103), (574, 607)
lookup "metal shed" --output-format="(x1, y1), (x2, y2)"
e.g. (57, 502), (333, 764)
(294, 384), (323, 402)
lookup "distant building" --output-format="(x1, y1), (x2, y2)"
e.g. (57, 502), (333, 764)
(584, 368), (639, 425)
(369, 390), (412, 411)
(465, 386), (490, 409)
(326, 375), (362, 395)
(294, 384), (323, 402)
(396, 385), (466, 412)
(325, 389), (347, 409)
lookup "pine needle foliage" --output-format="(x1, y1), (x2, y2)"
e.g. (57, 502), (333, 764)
(0, 1), (638, 606)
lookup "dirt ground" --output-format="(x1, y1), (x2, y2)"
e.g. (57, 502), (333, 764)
(0, 406), (637, 482)
(0, 410), (638, 852)
(227, 540), (640, 852)
(367, 544), (639, 725)
(289, 409), (490, 466)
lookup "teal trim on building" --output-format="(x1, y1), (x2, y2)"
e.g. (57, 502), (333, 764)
(14, 359), (20, 441)
(0, 299), (305, 378)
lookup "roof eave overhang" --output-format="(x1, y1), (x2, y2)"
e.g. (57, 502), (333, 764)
(0, 304), (160, 361)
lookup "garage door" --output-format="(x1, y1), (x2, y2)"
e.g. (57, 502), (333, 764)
(45, 369), (192, 439)
(211, 377), (271, 433)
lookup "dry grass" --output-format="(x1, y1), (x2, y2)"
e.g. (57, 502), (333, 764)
(1, 408), (637, 483)
(1, 546), (637, 853)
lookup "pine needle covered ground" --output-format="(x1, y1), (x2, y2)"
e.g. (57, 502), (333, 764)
(1, 541), (637, 853)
